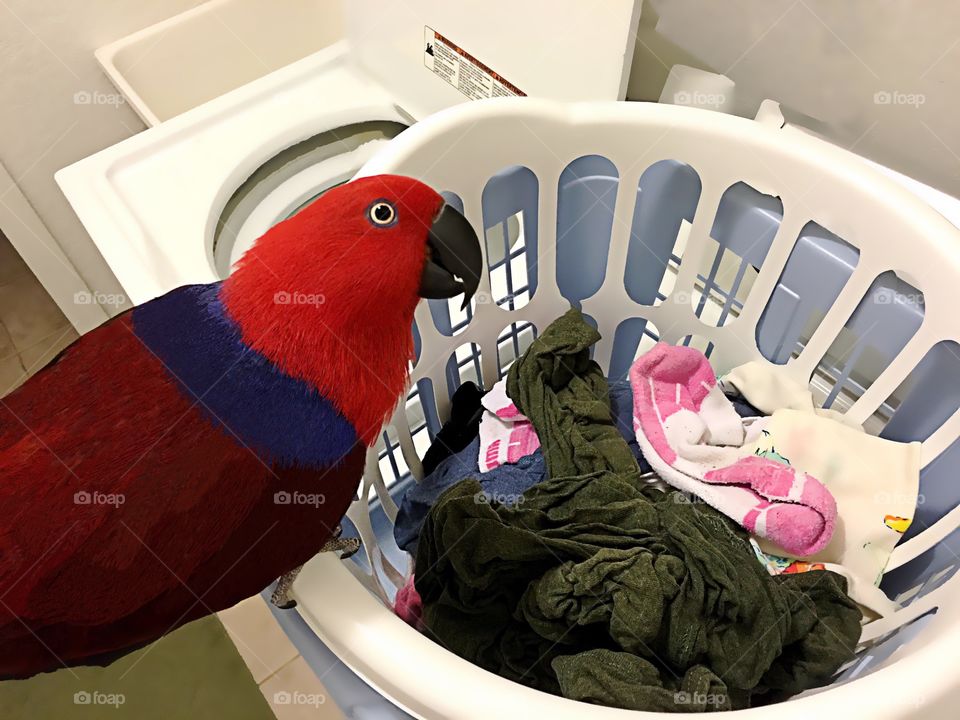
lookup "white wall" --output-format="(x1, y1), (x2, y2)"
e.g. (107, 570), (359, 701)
(0, 0), (208, 320)
(628, 0), (960, 199)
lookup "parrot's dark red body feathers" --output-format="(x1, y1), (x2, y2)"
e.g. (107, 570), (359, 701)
(0, 175), (481, 678)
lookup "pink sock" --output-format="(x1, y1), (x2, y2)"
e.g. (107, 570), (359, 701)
(630, 343), (836, 557)
(394, 574), (424, 631)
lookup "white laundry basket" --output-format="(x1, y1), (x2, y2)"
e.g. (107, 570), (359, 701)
(288, 98), (960, 719)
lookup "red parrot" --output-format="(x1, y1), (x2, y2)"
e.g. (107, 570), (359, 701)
(0, 175), (481, 678)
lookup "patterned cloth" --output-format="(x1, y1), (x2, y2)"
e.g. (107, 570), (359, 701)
(630, 343), (837, 557)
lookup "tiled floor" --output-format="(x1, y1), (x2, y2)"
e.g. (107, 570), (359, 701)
(0, 230), (345, 719)
(0, 231), (78, 396)
(219, 597), (346, 720)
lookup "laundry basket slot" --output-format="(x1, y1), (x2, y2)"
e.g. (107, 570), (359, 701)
(483, 166), (539, 311)
(693, 181), (783, 327)
(608, 317), (662, 382)
(757, 221), (860, 365)
(811, 271), (925, 419)
(623, 160), (701, 307)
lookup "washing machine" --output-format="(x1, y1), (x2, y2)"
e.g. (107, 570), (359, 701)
(57, 0), (642, 304)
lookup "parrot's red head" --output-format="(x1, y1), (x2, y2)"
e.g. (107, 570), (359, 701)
(220, 174), (482, 446)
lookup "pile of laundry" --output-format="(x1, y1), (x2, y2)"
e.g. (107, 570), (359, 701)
(392, 309), (921, 712)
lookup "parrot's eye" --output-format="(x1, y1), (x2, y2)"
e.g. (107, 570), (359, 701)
(367, 200), (397, 227)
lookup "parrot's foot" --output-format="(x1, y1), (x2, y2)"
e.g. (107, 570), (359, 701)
(317, 523), (362, 559)
(320, 534), (362, 559)
(269, 527), (362, 609)
(271, 565), (302, 609)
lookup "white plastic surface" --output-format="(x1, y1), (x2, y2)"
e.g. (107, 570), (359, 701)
(95, 0), (345, 126)
(56, 46), (406, 304)
(345, 0), (642, 118)
(289, 99), (960, 719)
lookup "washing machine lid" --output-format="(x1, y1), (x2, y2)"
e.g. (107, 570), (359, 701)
(56, 44), (407, 305)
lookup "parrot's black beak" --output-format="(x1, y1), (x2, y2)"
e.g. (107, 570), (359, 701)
(419, 204), (483, 309)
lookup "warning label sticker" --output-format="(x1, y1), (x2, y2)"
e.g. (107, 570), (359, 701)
(424, 26), (526, 101)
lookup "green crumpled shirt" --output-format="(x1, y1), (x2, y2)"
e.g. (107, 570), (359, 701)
(414, 309), (861, 711)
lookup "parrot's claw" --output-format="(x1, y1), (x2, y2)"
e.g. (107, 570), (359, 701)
(270, 565), (302, 609)
(320, 536), (362, 559)
(319, 523), (362, 559)
(269, 530), (362, 608)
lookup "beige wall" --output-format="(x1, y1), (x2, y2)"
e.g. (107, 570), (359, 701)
(0, 0), (208, 313)
(629, 0), (960, 199)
